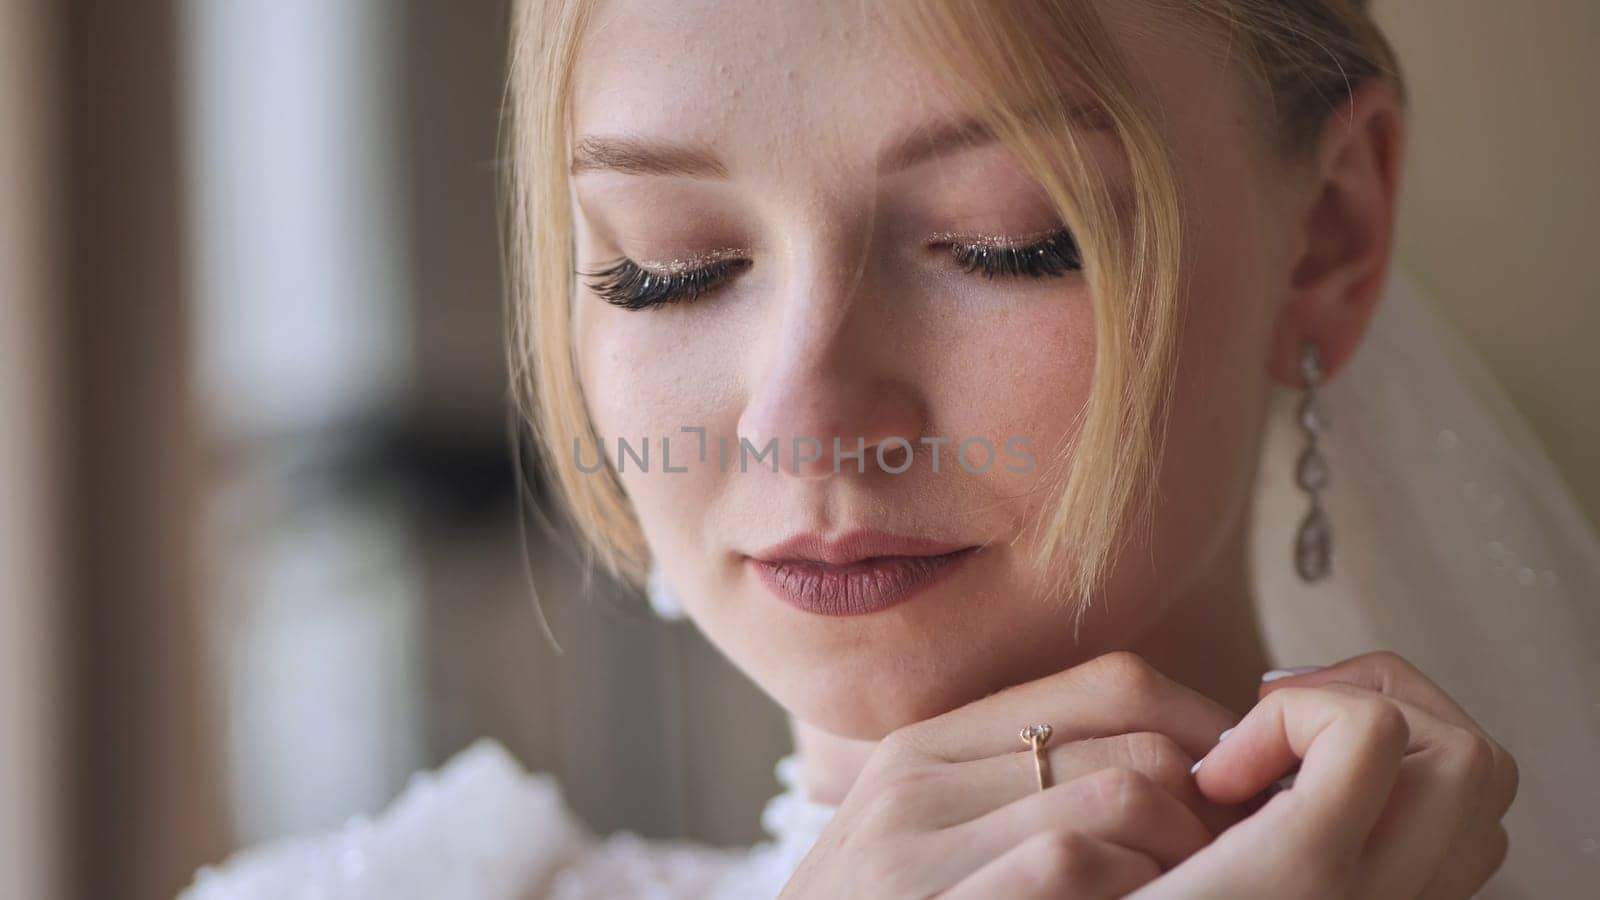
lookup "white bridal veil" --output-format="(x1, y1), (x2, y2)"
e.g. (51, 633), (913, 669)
(1250, 268), (1600, 895)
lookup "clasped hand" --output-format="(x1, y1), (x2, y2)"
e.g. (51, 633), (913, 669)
(781, 651), (1516, 899)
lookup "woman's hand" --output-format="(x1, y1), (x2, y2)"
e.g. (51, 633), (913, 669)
(780, 652), (1249, 899)
(1133, 651), (1519, 900)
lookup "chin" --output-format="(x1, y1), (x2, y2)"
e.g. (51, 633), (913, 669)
(784, 688), (945, 742)
(714, 570), (1074, 739)
(764, 647), (1005, 741)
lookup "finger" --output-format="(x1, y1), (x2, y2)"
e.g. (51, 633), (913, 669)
(1260, 652), (1519, 820)
(942, 766), (1214, 877)
(939, 830), (1160, 900)
(887, 651), (1239, 767)
(1351, 702), (1500, 898)
(1128, 685), (1415, 898)
(1419, 823), (1508, 900)
(1259, 651), (1476, 730)
(1191, 683), (1409, 867)
(1163, 687), (1498, 899)
(924, 731), (1241, 835)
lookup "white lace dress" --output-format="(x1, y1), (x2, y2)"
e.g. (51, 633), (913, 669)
(179, 740), (837, 900)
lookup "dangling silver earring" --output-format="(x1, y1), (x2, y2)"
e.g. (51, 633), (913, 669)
(1294, 340), (1332, 582)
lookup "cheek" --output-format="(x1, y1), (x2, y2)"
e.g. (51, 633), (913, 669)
(1136, 307), (1268, 600)
(576, 302), (747, 558)
(924, 288), (1096, 512)
(978, 304), (1090, 441)
(578, 304), (742, 447)
(1136, 178), (1280, 586)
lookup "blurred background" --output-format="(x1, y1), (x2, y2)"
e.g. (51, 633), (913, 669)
(1, 1), (1596, 898)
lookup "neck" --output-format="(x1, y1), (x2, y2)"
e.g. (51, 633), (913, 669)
(787, 528), (1270, 805)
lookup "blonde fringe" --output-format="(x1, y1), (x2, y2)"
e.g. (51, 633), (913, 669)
(882, 1), (1185, 624)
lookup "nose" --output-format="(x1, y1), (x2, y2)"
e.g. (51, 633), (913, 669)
(736, 261), (926, 479)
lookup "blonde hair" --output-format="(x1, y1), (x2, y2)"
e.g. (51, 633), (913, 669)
(505, 0), (1403, 612)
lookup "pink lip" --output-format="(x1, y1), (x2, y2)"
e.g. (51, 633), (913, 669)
(748, 529), (979, 617)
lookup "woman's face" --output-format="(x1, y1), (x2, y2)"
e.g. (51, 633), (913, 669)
(569, 0), (1297, 739)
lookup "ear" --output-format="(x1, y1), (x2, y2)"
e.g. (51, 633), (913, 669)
(1268, 80), (1406, 388)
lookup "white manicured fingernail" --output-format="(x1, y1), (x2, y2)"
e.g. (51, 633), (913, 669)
(1193, 727), (1236, 776)
(1262, 665), (1323, 682)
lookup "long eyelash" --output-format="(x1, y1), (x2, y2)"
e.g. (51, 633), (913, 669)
(578, 257), (750, 310)
(948, 229), (1084, 279)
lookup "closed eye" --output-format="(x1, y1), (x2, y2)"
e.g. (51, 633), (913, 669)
(578, 256), (751, 310)
(940, 228), (1083, 279)
(579, 227), (1082, 311)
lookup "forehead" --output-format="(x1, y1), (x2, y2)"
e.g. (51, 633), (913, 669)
(567, 1), (1268, 197)
(571, 0), (959, 176)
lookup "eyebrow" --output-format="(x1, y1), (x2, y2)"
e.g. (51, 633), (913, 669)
(569, 101), (1109, 179)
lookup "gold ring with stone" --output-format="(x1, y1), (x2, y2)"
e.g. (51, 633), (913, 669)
(1019, 724), (1053, 791)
